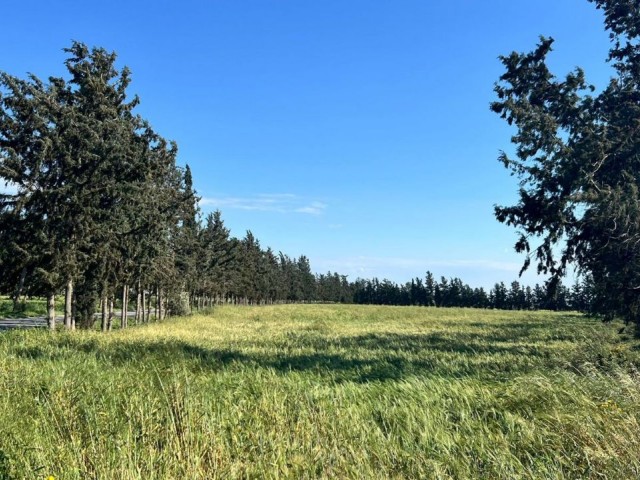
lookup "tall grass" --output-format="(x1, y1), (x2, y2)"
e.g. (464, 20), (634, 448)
(0, 305), (638, 479)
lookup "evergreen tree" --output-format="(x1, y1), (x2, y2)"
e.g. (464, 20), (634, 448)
(492, 0), (640, 326)
(200, 210), (237, 304)
(490, 282), (509, 310)
(175, 164), (201, 311)
(0, 63), (72, 328)
(425, 271), (436, 306)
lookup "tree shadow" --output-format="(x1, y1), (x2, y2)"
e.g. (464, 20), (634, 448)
(10, 323), (572, 383)
(273, 329), (556, 357)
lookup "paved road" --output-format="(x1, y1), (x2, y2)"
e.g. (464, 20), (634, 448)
(0, 311), (137, 331)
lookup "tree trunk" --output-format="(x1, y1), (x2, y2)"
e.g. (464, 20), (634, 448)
(101, 296), (108, 332)
(71, 290), (76, 331)
(155, 286), (159, 321)
(157, 288), (163, 321)
(64, 278), (73, 330)
(47, 292), (55, 331)
(107, 298), (114, 331)
(142, 285), (147, 323)
(135, 280), (141, 325)
(121, 285), (128, 329)
(146, 286), (151, 322)
(12, 268), (27, 311)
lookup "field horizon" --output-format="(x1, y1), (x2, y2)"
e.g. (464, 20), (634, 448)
(1, 304), (639, 479)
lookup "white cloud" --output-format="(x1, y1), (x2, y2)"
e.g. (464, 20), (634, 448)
(294, 201), (327, 215)
(200, 193), (327, 215)
(429, 258), (523, 271)
(200, 195), (286, 212)
(316, 256), (519, 272)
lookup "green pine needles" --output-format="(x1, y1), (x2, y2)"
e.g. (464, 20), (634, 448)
(493, 0), (640, 326)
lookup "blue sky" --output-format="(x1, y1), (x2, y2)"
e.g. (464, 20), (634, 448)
(1, 1), (615, 287)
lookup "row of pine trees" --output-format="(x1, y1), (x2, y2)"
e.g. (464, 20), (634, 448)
(0, 43), (202, 330)
(1, 43), (592, 332)
(350, 275), (592, 311)
(0, 43), (335, 330)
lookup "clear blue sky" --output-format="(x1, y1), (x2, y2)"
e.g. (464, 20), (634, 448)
(1, 0), (615, 287)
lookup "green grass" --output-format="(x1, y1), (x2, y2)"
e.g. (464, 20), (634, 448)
(0, 295), (69, 319)
(0, 305), (639, 479)
(0, 296), (50, 319)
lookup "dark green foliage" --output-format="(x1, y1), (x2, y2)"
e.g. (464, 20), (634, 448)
(0, 70), (65, 301)
(492, 0), (640, 326)
(0, 37), (607, 329)
(193, 225), (324, 306)
(349, 271), (582, 311)
(0, 448), (12, 480)
(0, 42), (190, 327)
(316, 272), (352, 303)
(175, 164), (201, 309)
(198, 210), (237, 301)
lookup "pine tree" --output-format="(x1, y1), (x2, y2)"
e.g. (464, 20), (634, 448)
(492, 0), (640, 327)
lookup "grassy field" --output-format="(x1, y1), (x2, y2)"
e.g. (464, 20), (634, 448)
(0, 305), (639, 479)
(0, 296), (63, 319)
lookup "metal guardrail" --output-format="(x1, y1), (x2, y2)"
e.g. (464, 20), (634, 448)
(0, 317), (48, 330)
(0, 311), (137, 331)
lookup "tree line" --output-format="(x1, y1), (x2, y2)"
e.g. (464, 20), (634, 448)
(349, 274), (593, 311)
(0, 42), (202, 330)
(2, 10), (636, 332)
(0, 42), (351, 329)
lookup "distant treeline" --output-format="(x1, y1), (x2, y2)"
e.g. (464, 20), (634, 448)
(345, 275), (590, 311)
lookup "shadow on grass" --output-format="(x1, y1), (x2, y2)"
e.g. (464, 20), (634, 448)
(9, 322), (578, 383)
(279, 331), (554, 357)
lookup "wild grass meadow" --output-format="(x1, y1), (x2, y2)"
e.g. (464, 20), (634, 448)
(1, 304), (639, 479)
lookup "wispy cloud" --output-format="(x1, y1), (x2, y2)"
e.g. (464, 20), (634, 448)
(314, 256), (524, 278)
(428, 258), (523, 271)
(200, 193), (327, 215)
(295, 201), (327, 215)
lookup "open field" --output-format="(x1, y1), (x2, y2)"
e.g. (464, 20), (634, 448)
(0, 305), (639, 479)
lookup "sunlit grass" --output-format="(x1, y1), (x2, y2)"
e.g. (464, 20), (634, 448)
(0, 304), (639, 479)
